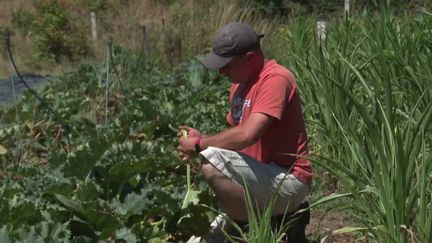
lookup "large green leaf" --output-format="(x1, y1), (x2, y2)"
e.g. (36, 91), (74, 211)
(0, 145), (7, 155)
(0, 225), (10, 243)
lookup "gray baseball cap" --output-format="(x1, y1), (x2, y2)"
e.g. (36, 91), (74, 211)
(201, 22), (264, 70)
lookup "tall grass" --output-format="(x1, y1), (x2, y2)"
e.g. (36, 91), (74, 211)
(221, 177), (306, 243)
(277, 10), (432, 242)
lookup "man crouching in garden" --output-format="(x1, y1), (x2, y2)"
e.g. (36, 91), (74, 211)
(177, 22), (313, 242)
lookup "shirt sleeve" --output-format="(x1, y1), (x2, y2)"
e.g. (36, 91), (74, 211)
(251, 74), (294, 121)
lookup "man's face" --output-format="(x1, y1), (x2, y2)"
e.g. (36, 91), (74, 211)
(218, 55), (249, 83)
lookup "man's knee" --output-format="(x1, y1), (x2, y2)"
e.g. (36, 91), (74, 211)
(201, 162), (224, 184)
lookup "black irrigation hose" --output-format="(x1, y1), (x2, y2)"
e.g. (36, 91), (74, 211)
(4, 32), (72, 148)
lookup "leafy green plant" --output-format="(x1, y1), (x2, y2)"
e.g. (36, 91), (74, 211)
(0, 54), (228, 241)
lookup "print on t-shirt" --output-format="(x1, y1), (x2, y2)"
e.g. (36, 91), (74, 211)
(231, 97), (251, 124)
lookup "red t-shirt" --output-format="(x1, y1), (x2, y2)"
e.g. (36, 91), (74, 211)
(227, 60), (313, 185)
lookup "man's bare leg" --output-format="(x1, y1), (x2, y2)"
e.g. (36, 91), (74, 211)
(201, 163), (249, 221)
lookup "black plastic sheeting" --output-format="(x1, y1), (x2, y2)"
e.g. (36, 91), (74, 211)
(0, 73), (51, 104)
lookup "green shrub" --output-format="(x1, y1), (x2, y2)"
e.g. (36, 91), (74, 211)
(87, 0), (109, 12)
(12, 9), (35, 35)
(32, 0), (90, 62)
(239, 0), (290, 17)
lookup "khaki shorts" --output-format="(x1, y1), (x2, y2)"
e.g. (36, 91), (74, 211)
(200, 146), (309, 215)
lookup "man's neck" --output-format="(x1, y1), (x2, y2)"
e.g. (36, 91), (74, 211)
(246, 58), (265, 84)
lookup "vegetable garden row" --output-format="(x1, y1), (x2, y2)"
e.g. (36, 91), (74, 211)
(1, 11), (431, 242)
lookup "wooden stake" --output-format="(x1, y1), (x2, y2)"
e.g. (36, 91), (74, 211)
(91, 12), (98, 41)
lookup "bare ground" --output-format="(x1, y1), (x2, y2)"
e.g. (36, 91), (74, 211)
(307, 210), (364, 243)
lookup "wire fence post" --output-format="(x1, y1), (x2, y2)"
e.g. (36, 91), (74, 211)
(142, 25), (147, 68)
(4, 32), (22, 163)
(10, 75), (18, 119)
(130, 24), (147, 83)
(4, 33), (28, 161)
(4, 32), (19, 121)
(105, 38), (113, 127)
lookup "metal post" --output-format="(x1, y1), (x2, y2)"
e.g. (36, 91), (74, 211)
(142, 25), (147, 67)
(4, 32), (19, 120)
(105, 38), (112, 126)
(4, 32), (22, 162)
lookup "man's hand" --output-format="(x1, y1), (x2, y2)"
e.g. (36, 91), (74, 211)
(178, 126), (201, 138)
(177, 136), (199, 162)
(178, 135), (197, 152)
(177, 126), (200, 162)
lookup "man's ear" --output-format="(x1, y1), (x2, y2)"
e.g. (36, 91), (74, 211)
(245, 51), (255, 62)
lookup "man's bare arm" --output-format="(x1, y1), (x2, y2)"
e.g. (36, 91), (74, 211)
(200, 112), (274, 151)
